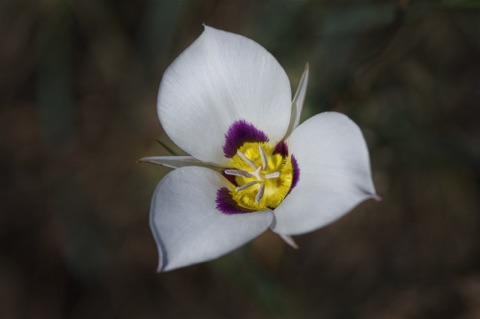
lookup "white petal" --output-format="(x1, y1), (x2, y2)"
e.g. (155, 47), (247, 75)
(157, 26), (292, 166)
(272, 112), (377, 235)
(285, 63), (309, 137)
(150, 166), (274, 271)
(138, 156), (218, 169)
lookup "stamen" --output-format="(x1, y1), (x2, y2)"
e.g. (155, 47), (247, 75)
(265, 171), (280, 179)
(237, 151), (257, 170)
(235, 181), (257, 192)
(228, 141), (294, 211)
(224, 169), (252, 178)
(255, 184), (265, 203)
(259, 145), (267, 170)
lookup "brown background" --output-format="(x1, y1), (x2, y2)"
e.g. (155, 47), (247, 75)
(1, 0), (479, 318)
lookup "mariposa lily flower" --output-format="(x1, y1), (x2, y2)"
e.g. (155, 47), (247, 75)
(141, 26), (378, 272)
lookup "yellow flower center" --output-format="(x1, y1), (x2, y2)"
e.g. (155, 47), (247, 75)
(225, 142), (293, 211)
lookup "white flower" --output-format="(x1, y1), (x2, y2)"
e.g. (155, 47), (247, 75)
(142, 26), (378, 272)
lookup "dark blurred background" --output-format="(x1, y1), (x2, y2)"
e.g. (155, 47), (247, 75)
(1, 0), (479, 318)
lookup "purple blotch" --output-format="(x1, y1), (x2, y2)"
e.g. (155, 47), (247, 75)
(215, 187), (253, 215)
(273, 141), (288, 157)
(223, 120), (269, 158)
(289, 155), (300, 193)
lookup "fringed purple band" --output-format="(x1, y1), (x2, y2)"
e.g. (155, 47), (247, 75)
(273, 141), (288, 157)
(216, 187), (252, 215)
(290, 155), (300, 193)
(223, 120), (269, 158)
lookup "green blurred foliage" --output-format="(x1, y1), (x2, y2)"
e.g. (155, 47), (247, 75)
(0, 0), (479, 318)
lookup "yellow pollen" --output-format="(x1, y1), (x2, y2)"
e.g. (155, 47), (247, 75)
(226, 142), (293, 210)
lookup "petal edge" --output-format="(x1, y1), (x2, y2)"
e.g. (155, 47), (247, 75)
(150, 167), (274, 271)
(157, 26), (292, 166)
(272, 112), (377, 235)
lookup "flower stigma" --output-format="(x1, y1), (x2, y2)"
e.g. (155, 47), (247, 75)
(224, 142), (294, 211)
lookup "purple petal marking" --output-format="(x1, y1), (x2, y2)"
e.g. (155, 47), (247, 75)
(223, 120), (269, 158)
(289, 155), (300, 193)
(216, 187), (253, 215)
(273, 141), (288, 157)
